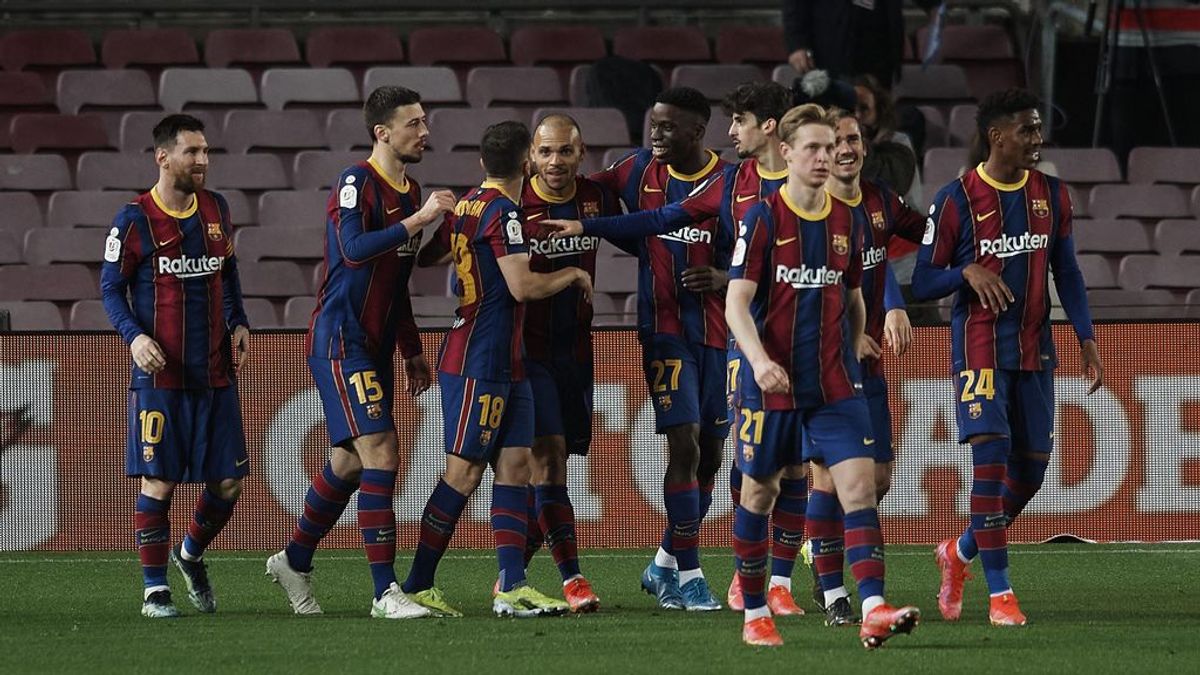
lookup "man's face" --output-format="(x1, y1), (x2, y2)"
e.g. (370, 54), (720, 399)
(158, 130), (209, 194)
(377, 103), (430, 163)
(990, 108), (1043, 170)
(831, 116), (866, 182)
(781, 123), (835, 189)
(728, 111), (769, 159)
(648, 103), (704, 165)
(530, 122), (585, 191)
(854, 84), (877, 134)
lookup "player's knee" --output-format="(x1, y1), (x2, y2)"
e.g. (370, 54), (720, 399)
(352, 432), (399, 470)
(493, 446), (532, 486)
(874, 475), (892, 503)
(443, 455), (486, 494)
(809, 463), (834, 492)
(140, 477), (176, 500)
(696, 451), (721, 486)
(834, 472), (876, 511)
(211, 478), (242, 501)
(531, 436), (568, 485)
(740, 476), (780, 514)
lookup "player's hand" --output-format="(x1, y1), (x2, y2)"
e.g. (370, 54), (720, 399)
(752, 358), (790, 394)
(857, 334), (883, 361)
(1081, 339), (1103, 395)
(131, 334), (167, 374)
(544, 219), (584, 239)
(572, 268), (593, 304)
(962, 263), (1014, 313)
(883, 308), (912, 357)
(416, 189), (457, 225)
(788, 48), (815, 73)
(681, 266), (727, 292)
(405, 354), (431, 397)
(231, 324), (250, 372)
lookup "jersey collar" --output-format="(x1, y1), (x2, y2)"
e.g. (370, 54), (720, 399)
(754, 160), (789, 181)
(531, 174), (576, 204)
(975, 163), (1028, 191)
(151, 187), (198, 219)
(827, 187), (862, 208)
(481, 180), (520, 202)
(781, 182), (832, 221)
(368, 157), (410, 193)
(667, 150), (719, 182)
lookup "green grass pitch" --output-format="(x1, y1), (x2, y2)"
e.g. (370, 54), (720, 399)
(2, 544), (1198, 673)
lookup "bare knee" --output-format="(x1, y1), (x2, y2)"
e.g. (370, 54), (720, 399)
(696, 433), (724, 486)
(351, 432), (399, 471)
(531, 436), (567, 486)
(443, 454), (486, 495)
(140, 477), (176, 500)
(664, 424), (700, 482)
(493, 446), (532, 486)
(809, 462), (835, 493)
(208, 478), (242, 501)
(740, 472), (781, 515)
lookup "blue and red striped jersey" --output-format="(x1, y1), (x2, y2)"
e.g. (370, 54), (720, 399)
(920, 165), (1072, 371)
(307, 159), (424, 362)
(437, 182), (529, 382)
(521, 175), (620, 363)
(591, 148), (732, 349)
(835, 179), (925, 379)
(729, 188), (864, 410)
(101, 188), (248, 389)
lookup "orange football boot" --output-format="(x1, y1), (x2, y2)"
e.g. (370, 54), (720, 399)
(935, 539), (973, 621)
(988, 591), (1027, 626)
(743, 616), (784, 647)
(767, 585), (805, 616)
(860, 604), (920, 649)
(564, 577), (600, 613)
(727, 574), (744, 612)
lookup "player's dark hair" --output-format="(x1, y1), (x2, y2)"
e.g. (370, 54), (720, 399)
(481, 121), (531, 178)
(976, 88), (1041, 148)
(655, 86), (711, 123)
(721, 81), (791, 128)
(152, 114), (205, 149)
(363, 85), (422, 141)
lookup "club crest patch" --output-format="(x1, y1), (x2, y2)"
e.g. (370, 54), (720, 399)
(832, 234), (849, 255)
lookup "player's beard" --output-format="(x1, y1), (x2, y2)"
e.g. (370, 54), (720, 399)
(173, 171), (203, 194)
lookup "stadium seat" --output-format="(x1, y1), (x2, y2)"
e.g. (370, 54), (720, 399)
(325, 108), (371, 152)
(237, 260), (308, 297)
(0, 29), (96, 72)
(407, 27), (506, 67)
(915, 24), (1022, 99)
(1086, 289), (1178, 320)
(100, 28), (199, 69)
(233, 227), (324, 263)
(917, 105), (948, 148)
(427, 107), (522, 150)
(509, 26), (606, 67)
(203, 28), (301, 69)
(466, 67), (564, 108)
(9, 114), (112, 154)
(411, 295), (459, 328)
(119, 110), (225, 153)
(158, 68), (259, 112)
(23, 228), (106, 265)
(566, 64), (591, 107)
(0, 193), (44, 237)
(241, 297), (281, 328)
(0, 231), (21, 264)
(1127, 147), (1200, 185)
(1067, 184), (1088, 217)
(0, 264), (97, 301)
(621, 292), (637, 324)
(0, 155), (72, 191)
(222, 189), (255, 226)
(1186, 289), (1200, 319)
(292, 151), (364, 191)
(67, 299), (112, 329)
(76, 152), (156, 191)
(221, 109), (325, 153)
(1038, 148), (1122, 185)
(46, 191), (138, 228)
(56, 70), (156, 115)
(715, 26), (788, 66)
(415, 151), (489, 191)
(1073, 219), (1152, 254)
(529, 107), (632, 148)
(948, 104), (978, 147)
(669, 64), (763, 102)
(1153, 219), (1200, 255)
(0, 71), (54, 107)
(589, 292), (618, 323)
(1118, 254), (1197, 290)
(205, 154), (290, 191)
(595, 256), (639, 293)
(1088, 185), (1190, 220)
(258, 190), (330, 229)
(612, 26), (711, 64)
(260, 68), (359, 111)
(922, 147), (970, 188)
(362, 67), (463, 105)
(0, 301), (64, 329)
(305, 26), (405, 68)
(894, 64), (972, 105)
(1076, 254), (1118, 289)
(601, 147), (637, 168)
(283, 295), (317, 328)
(409, 264), (453, 296)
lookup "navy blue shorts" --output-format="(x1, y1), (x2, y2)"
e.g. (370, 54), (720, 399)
(308, 356), (395, 447)
(954, 367), (1054, 449)
(863, 375), (894, 463)
(440, 372), (534, 462)
(734, 396), (874, 478)
(526, 359), (593, 456)
(125, 386), (248, 482)
(642, 334), (731, 439)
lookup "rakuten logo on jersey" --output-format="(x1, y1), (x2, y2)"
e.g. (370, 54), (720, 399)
(775, 264), (843, 289)
(530, 235), (600, 259)
(862, 245), (887, 270)
(979, 232), (1050, 259)
(396, 237), (421, 257)
(658, 226), (712, 245)
(157, 255), (224, 279)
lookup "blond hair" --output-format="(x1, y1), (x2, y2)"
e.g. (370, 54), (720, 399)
(778, 103), (839, 145)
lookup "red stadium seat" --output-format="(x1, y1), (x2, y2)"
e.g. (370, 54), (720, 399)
(509, 26), (606, 67)
(0, 231), (21, 264)
(119, 110), (225, 153)
(0, 29), (96, 72)
(0, 71), (54, 106)
(9, 113), (112, 153)
(1127, 147), (1200, 185)
(0, 263), (97, 300)
(1089, 185), (1190, 220)
(283, 295), (317, 328)
(260, 68), (359, 111)
(0, 155), (72, 191)
(100, 28), (199, 69)
(292, 151), (364, 191)
(233, 227), (324, 263)
(1076, 254), (1118, 289)
(948, 104), (977, 147)
(601, 147), (637, 168)
(56, 70), (157, 115)
(237, 260), (308, 298)
(47, 191), (138, 229)
(362, 66), (462, 105)
(305, 26), (404, 68)
(68, 299), (112, 329)
(158, 68), (259, 112)
(612, 26), (711, 64)
(715, 26), (788, 66)
(203, 28), (301, 69)
(325, 108), (371, 152)
(1118, 254), (1197, 290)
(205, 154), (290, 191)
(915, 24), (1022, 100)
(1153, 219), (1200, 255)
(407, 27), (506, 67)
(1073, 219), (1152, 254)
(76, 152), (156, 191)
(1039, 148), (1122, 185)
(0, 193), (44, 237)
(240, 297), (281, 328)
(465, 67), (564, 108)
(415, 151), (488, 191)
(427, 107), (522, 150)
(917, 105), (948, 148)
(257, 190), (330, 229)
(0, 301), (64, 329)
(669, 64), (764, 102)
(1086, 289), (1178, 320)
(221, 110), (325, 153)
(23, 228), (106, 265)
(529, 107), (632, 148)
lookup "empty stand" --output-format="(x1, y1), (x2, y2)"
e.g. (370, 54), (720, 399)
(206, 154), (290, 191)
(9, 114), (112, 153)
(260, 68), (359, 110)
(0, 71), (54, 107)
(100, 28), (199, 69)
(292, 151), (365, 191)
(923, 147), (970, 188)
(509, 26), (606, 67)
(1073, 219), (1152, 254)
(670, 64), (763, 102)
(221, 110), (325, 153)
(428, 107), (521, 150)
(119, 110), (225, 152)
(203, 28), (301, 69)
(595, 256), (639, 294)
(0, 29), (95, 72)
(325, 108), (372, 151)
(305, 26), (405, 68)
(362, 67), (462, 105)
(1127, 147), (1200, 185)
(408, 27), (506, 67)
(241, 297), (281, 328)
(948, 104), (978, 147)
(237, 260), (308, 297)
(233, 227), (324, 262)
(1076, 254), (1118, 289)
(918, 105), (948, 148)
(1089, 185), (1190, 220)
(0, 231), (20, 264)
(158, 68), (259, 112)
(530, 107), (632, 148)
(1038, 148), (1122, 185)
(257, 190), (330, 229)
(23, 228), (106, 265)
(67, 299), (112, 330)
(0, 155), (72, 191)
(613, 26), (711, 64)
(715, 26), (788, 66)
(221, 189), (254, 226)
(1086, 289), (1178, 320)
(56, 70), (157, 115)
(283, 295), (317, 328)
(1154, 219), (1200, 255)
(894, 64), (972, 106)
(0, 193), (44, 237)
(601, 147), (638, 169)
(414, 152), (488, 191)
(0, 301), (64, 330)
(411, 295), (459, 328)
(771, 64), (801, 88)
(47, 191), (138, 229)
(0, 264), (97, 301)
(915, 24), (1022, 99)
(1118, 255), (1197, 290)
(409, 264), (453, 296)
(466, 67), (564, 108)
(76, 152), (155, 191)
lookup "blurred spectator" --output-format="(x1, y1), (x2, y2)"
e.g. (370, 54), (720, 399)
(855, 74), (922, 207)
(782, 0), (907, 89)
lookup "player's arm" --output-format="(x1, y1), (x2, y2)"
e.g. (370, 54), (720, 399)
(1049, 183), (1103, 393)
(336, 177), (454, 266)
(213, 195), (251, 370)
(100, 209), (166, 373)
(912, 190), (1013, 311)
(392, 257), (429, 396)
(547, 173), (723, 239)
(882, 265), (912, 356)
(845, 223), (880, 361)
(726, 205), (788, 393)
(417, 214), (454, 267)
(498, 254), (591, 303)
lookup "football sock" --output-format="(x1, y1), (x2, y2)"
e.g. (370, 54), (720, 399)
(403, 479), (468, 593)
(663, 480), (701, 572)
(844, 507), (886, 604)
(1003, 451), (1049, 523)
(492, 484), (529, 592)
(181, 487), (236, 561)
(286, 461), (358, 573)
(969, 438), (1012, 594)
(523, 485), (543, 567)
(729, 463), (743, 507)
(357, 469), (398, 600)
(535, 484), (581, 581)
(135, 493), (171, 591)
(806, 489), (845, 595)
(733, 505), (770, 615)
(654, 547), (678, 570)
(698, 479), (715, 521)
(770, 575), (792, 591)
(770, 477), (807, 580)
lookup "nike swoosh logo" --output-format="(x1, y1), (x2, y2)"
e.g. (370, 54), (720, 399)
(976, 210), (996, 222)
(864, 438), (875, 446)
(378, 528), (395, 537)
(642, 186), (663, 193)
(386, 206), (403, 215)
(735, 194), (756, 203)
(235, 457), (249, 467)
(775, 237), (797, 246)
(525, 212), (546, 221)
(158, 240), (172, 247)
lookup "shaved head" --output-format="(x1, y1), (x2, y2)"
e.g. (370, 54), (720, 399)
(531, 113), (585, 193)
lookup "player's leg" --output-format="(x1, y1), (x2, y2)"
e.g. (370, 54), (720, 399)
(697, 343), (731, 524)
(766, 462), (806, 616)
(523, 484), (543, 568)
(865, 379), (896, 503)
(1002, 371), (1054, 524)
(531, 431), (597, 612)
(137, 476), (179, 617)
(806, 462), (856, 625)
(128, 388), (184, 618)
